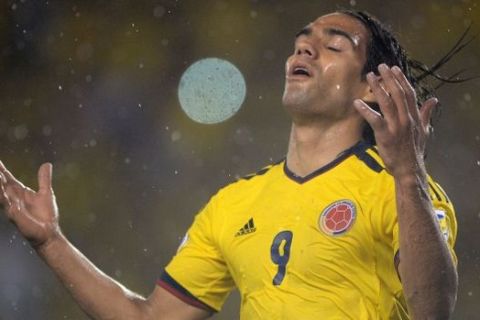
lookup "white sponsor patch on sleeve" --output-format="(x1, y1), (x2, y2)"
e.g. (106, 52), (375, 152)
(177, 233), (189, 253)
(434, 209), (449, 242)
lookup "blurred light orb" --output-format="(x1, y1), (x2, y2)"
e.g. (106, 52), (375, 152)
(178, 58), (246, 124)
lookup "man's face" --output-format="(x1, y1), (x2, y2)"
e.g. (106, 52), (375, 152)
(282, 13), (371, 119)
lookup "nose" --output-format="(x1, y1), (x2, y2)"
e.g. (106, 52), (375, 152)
(295, 41), (317, 59)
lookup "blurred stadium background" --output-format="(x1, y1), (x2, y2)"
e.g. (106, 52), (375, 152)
(0, 0), (479, 319)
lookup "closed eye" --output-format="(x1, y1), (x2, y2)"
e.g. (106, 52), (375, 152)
(327, 46), (342, 52)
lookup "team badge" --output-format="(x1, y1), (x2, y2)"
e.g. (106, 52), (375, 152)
(319, 200), (356, 236)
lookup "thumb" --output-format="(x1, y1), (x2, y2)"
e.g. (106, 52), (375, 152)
(38, 163), (53, 193)
(420, 97), (438, 129)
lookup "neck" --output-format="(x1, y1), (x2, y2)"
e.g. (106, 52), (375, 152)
(286, 116), (363, 177)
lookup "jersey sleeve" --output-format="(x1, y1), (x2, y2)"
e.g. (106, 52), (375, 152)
(369, 173), (458, 265)
(427, 176), (458, 265)
(158, 193), (235, 312)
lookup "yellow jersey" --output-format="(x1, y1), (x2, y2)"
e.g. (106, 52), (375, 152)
(158, 141), (457, 319)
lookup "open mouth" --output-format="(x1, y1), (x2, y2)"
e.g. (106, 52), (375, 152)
(292, 66), (310, 76)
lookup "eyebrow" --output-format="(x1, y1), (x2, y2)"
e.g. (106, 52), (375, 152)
(295, 26), (358, 48)
(324, 28), (357, 47)
(295, 26), (312, 39)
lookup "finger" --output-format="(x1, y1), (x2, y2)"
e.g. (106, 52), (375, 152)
(366, 70), (398, 122)
(0, 161), (25, 188)
(377, 64), (409, 123)
(419, 97), (438, 130)
(2, 176), (28, 214)
(0, 174), (12, 208)
(391, 66), (419, 122)
(38, 163), (53, 194)
(353, 99), (384, 131)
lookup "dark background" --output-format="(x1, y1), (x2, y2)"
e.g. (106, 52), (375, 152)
(0, 0), (479, 319)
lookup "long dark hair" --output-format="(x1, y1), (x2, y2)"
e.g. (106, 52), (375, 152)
(340, 10), (476, 145)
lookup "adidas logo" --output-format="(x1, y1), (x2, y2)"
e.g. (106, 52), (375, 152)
(235, 218), (256, 237)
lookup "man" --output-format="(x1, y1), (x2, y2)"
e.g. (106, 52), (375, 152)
(0, 10), (458, 319)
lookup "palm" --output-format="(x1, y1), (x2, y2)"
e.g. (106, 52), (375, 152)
(0, 163), (59, 247)
(354, 65), (437, 178)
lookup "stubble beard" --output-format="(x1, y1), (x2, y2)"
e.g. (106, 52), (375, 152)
(282, 83), (313, 112)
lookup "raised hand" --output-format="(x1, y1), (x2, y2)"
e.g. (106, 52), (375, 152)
(0, 162), (60, 248)
(354, 64), (438, 179)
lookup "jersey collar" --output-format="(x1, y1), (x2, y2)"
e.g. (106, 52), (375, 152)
(283, 141), (371, 184)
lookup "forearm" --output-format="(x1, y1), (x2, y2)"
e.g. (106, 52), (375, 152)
(395, 169), (457, 319)
(37, 232), (150, 320)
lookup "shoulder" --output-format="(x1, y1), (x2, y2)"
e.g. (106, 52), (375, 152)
(214, 160), (284, 203)
(199, 160), (283, 229)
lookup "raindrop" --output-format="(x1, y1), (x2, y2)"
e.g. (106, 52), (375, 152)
(13, 125), (28, 140)
(153, 6), (166, 18)
(171, 130), (182, 142)
(23, 98), (32, 106)
(42, 125), (52, 136)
